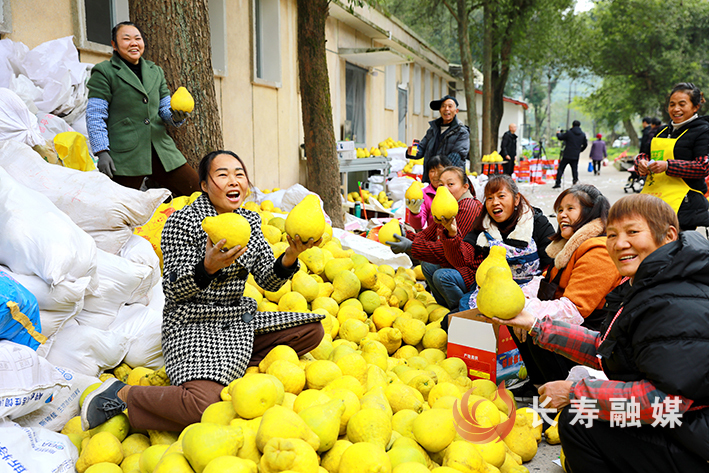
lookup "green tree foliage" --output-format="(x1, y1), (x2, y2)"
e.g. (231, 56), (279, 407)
(580, 0), (709, 125)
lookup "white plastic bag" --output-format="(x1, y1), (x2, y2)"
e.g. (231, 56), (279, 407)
(0, 166), (99, 294)
(387, 176), (416, 203)
(110, 299), (165, 370)
(0, 38), (29, 89)
(119, 234), (161, 301)
(44, 321), (130, 377)
(334, 228), (412, 269)
(0, 419), (79, 471)
(81, 249), (155, 323)
(0, 265), (88, 314)
(0, 341), (71, 420)
(0, 88), (46, 146)
(14, 367), (100, 433)
(35, 113), (74, 142)
(0, 140), (171, 254)
(9, 74), (42, 114)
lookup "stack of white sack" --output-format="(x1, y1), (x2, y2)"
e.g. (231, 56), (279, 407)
(0, 139), (170, 254)
(0, 340), (81, 470)
(0, 142), (168, 381)
(0, 36), (93, 132)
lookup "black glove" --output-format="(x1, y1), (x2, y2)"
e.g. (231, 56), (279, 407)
(97, 150), (116, 178)
(171, 109), (191, 122)
(386, 233), (412, 254)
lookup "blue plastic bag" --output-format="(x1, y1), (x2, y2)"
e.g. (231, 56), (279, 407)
(0, 270), (44, 350)
(588, 161), (594, 172)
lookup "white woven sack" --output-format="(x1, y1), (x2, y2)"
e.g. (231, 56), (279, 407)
(110, 301), (165, 370)
(43, 321), (130, 377)
(0, 341), (71, 420)
(0, 140), (171, 254)
(0, 265), (88, 314)
(0, 420), (79, 469)
(0, 167), (99, 293)
(119, 234), (161, 302)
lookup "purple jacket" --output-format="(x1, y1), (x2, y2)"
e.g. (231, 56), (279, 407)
(589, 139), (607, 161)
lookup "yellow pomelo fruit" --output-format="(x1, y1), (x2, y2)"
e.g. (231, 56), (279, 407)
(351, 253), (368, 267)
(428, 382), (462, 407)
(475, 246), (510, 288)
(153, 452), (194, 473)
(201, 213), (251, 250)
(292, 271), (320, 302)
(183, 424), (244, 473)
(259, 345), (300, 372)
(355, 263), (379, 290)
(89, 413), (130, 442)
(255, 405), (320, 452)
(337, 305), (366, 325)
(372, 306), (397, 330)
(126, 367), (153, 386)
(323, 375), (364, 399)
(324, 258), (355, 283)
(201, 400), (237, 425)
(477, 266), (525, 320)
(148, 430), (180, 446)
(442, 441), (486, 473)
(391, 409), (419, 440)
(339, 442), (392, 473)
(335, 352), (367, 383)
(393, 463), (430, 473)
(346, 408), (392, 449)
(472, 437), (506, 468)
(76, 431), (124, 473)
(407, 374), (436, 401)
(268, 216), (286, 232)
(405, 305), (429, 323)
(412, 409), (455, 453)
(392, 317), (426, 346)
(324, 387), (361, 435)
(305, 360), (343, 390)
(232, 373), (279, 419)
(320, 439), (352, 472)
(405, 181), (424, 200)
(298, 397), (346, 452)
(502, 411), (539, 462)
(419, 348), (446, 365)
(121, 433), (150, 457)
(120, 453), (141, 472)
(293, 389), (331, 413)
(261, 224), (281, 245)
(61, 416), (89, 439)
(171, 87), (194, 113)
(312, 297), (339, 316)
(378, 219), (402, 246)
(260, 437), (319, 473)
(438, 357), (468, 380)
(317, 282), (335, 299)
(309, 332), (334, 360)
(464, 394), (501, 425)
(340, 318), (369, 344)
(378, 265), (396, 278)
(257, 299), (278, 312)
(285, 194), (326, 242)
(264, 280), (291, 303)
(299, 246), (326, 274)
(393, 345), (419, 359)
(266, 360), (306, 395)
(387, 445), (428, 469)
(139, 444), (170, 473)
(413, 265), (425, 281)
(422, 328), (447, 350)
(359, 290), (382, 314)
(84, 463), (123, 473)
(203, 456), (257, 473)
(430, 186), (458, 220)
(376, 327), (403, 355)
(385, 384), (425, 414)
(332, 271), (361, 304)
(278, 291), (308, 312)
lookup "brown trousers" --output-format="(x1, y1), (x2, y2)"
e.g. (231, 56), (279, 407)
(126, 322), (324, 431)
(113, 146), (200, 197)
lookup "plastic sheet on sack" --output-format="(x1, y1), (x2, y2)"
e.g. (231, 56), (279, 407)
(333, 227), (412, 270)
(0, 268), (44, 351)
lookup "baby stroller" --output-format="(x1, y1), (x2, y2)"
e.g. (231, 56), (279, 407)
(619, 155), (645, 193)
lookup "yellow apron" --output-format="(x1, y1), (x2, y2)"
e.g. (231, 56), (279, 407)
(641, 127), (701, 212)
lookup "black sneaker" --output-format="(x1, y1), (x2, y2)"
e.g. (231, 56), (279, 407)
(552, 185), (561, 189)
(81, 378), (127, 430)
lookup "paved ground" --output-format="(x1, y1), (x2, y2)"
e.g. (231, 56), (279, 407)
(508, 161), (630, 472)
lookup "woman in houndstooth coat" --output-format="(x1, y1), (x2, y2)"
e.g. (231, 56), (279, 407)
(81, 150), (324, 432)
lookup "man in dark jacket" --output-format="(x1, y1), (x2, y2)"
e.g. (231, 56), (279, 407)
(417, 95), (470, 183)
(500, 123), (518, 175)
(553, 120), (588, 188)
(639, 116), (653, 155)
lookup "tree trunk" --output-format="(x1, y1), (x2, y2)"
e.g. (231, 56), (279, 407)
(456, 0), (480, 172)
(129, 0), (223, 169)
(623, 118), (639, 148)
(297, 0), (344, 229)
(481, 2), (493, 155)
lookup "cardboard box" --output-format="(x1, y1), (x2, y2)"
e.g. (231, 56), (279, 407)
(336, 141), (355, 151)
(447, 311), (523, 384)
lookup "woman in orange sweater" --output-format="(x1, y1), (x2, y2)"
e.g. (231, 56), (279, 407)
(514, 184), (623, 385)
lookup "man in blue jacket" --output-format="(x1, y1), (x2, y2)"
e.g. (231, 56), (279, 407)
(553, 120), (588, 189)
(417, 95), (470, 183)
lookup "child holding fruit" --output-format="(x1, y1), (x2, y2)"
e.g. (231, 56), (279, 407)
(405, 155), (451, 230)
(389, 166), (482, 309)
(81, 150), (324, 432)
(86, 21), (199, 196)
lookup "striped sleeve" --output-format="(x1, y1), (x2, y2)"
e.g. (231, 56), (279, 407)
(667, 155), (709, 179)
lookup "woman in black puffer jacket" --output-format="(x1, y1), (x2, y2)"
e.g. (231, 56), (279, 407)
(636, 82), (709, 230)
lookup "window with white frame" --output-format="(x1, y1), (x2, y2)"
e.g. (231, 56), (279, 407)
(76, 0), (227, 76)
(253, 0), (281, 86)
(423, 70), (431, 117)
(432, 74), (440, 117)
(401, 63), (409, 88)
(0, 0), (11, 34)
(413, 64), (421, 115)
(385, 65), (396, 111)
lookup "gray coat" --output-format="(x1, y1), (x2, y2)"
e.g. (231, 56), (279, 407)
(160, 194), (324, 386)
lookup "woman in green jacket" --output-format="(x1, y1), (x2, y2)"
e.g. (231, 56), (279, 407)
(86, 21), (199, 196)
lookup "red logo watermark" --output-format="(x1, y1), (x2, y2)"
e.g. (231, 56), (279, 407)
(452, 382), (516, 443)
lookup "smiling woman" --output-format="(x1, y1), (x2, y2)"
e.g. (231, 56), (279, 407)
(490, 194), (709, 472)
